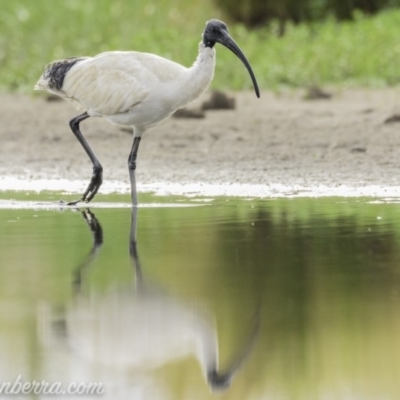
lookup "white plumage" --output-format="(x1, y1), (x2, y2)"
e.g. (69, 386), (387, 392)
(35, 19), (259, 205)
(36, 48), (215, 128)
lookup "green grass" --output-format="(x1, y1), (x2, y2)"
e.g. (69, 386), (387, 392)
(0, 0), (400, 93)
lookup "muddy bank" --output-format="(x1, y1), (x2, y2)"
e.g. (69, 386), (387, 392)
(1, 89), (400, 197)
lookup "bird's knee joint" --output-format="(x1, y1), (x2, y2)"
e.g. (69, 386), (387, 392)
(69, 120), (79, 130)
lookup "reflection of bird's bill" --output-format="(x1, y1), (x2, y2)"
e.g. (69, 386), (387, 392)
(208, 306), (261, 391)
(217, 31), (260, 98)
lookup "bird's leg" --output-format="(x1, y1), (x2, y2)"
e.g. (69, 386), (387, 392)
(128, 136), (141, 207)
(67, 112), (103, 206)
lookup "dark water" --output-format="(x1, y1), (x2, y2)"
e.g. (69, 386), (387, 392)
(1, 196), (400, 399)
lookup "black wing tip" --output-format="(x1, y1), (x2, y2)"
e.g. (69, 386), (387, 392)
(44, 57), (85, 91)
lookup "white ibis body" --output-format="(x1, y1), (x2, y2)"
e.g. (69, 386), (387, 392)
(34, 19), (260, 205)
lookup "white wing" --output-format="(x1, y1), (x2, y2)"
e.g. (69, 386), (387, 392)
(61, 52), (157, 115)
(36, 51), (192, 117)
(61, 51), (188, 116)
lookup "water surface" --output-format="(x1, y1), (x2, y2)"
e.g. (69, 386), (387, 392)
(1, 195), (400, 399)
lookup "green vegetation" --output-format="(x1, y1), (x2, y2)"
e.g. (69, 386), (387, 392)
(0, 0), (400, 93)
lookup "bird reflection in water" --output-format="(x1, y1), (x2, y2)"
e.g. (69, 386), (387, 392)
(40, 208), (260, 395)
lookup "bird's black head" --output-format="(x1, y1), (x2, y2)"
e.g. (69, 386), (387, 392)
(202, 19), (260, 98)
(202, 19), (229, 48)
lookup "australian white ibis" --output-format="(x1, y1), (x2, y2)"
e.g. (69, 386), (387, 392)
(35, 19), (260, 206)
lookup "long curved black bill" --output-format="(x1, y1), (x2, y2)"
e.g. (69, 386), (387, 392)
(217, 32), (260, 98)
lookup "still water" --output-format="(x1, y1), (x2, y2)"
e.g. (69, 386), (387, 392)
(1, 195), (400, 399)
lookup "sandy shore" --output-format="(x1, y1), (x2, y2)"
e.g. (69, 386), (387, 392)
(1, 89), (400, 198)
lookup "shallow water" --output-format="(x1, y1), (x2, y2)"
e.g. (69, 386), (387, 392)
(1, 194), (400, 399)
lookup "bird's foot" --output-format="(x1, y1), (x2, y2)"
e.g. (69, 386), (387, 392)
(67, 198), (82, 206)
(67, 167), (103, 206)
